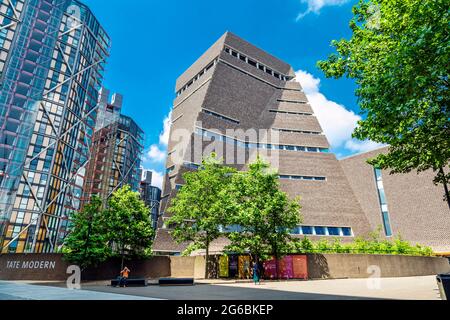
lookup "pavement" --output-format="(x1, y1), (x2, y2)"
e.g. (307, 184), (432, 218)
(0, 281), (159, 300)
(0, 275), (441, 300)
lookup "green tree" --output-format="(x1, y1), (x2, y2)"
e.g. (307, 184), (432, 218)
(63, 196), (111, 270)
(317, 0), (450, 209)
(103, 185), (154, 269)
(166, 154), (236, 279)
(225, 157), (302, 276)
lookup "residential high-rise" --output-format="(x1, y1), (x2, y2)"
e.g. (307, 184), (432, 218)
(139, 170), (161, 230)
(0, 0), (110, 253)
(153, 32), (372, 254)
(82, 88), (144, 206)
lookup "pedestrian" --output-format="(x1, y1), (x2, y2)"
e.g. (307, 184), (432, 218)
(119, 266), (130, 288)
(252, 262), (260, 285)
(258, 261), (265, 281)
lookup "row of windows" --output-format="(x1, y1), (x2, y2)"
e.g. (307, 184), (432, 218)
(176, 163), (325, 182)
(291, 226), (353, 237)
(269, 109), (312, 116)
(279, 175), (326, 181)
(277, 99), (307, 104)
(224, 47), (292, 82)
(272, 128), (322, 135)
(176, 58), (218, 97)
(202, 109), (240, 124)
(219, 225), (353, 237)
(195, 127), (330, 153)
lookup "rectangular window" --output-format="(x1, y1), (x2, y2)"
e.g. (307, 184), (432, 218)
(315, 226), (326, 235)
(302, 226), (313, 235)
(328, 227), (340, 236)
(382, 211), (393, 237)
(341, 227), (352, 237)
(248, 59), (257, 67)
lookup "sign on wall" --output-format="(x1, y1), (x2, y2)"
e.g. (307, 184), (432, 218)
(218, 255), (229, 278)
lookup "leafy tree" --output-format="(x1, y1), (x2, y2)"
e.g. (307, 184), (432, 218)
(103, 185), (154, 269)
(166, 154), (237, 279)
(63, 196), (111, 270)
(317, 0), (450, 209)
(225, 157), (302, 276)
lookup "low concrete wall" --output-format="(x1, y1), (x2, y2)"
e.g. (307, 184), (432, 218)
(0, 253), (448, 281)
(307, 254), (450, 279)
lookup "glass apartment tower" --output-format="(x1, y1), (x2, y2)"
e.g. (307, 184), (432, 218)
(139, 170), (161, 230)
(82, 88), (144, 207)
(0, 0), (109, 253)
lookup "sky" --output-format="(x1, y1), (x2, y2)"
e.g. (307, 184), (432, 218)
(82, 0), (383, 188)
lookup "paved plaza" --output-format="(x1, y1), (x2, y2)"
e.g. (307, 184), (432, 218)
(0, 281), (157, 300)
(0, 276), (443, 300)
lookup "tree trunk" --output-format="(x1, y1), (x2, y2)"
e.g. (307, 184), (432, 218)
(274, 246), (280, 280)
(120, 245), (125, 271)
(439, 167), (450, 210)
(205, 236), (210, 280)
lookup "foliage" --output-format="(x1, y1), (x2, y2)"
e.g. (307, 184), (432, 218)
(292, 227), (434, 256)
(224, 156), (302, 262)
(62, 196), (111, 269)
(166, 154), (236, 278)
(103, 185), (154, 267)
(317, 0), (450, 207)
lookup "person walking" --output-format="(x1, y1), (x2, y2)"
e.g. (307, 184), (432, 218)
(252, 262), (260, 285)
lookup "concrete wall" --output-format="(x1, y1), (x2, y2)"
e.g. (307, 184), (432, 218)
(0, 253), (448, 281)
(307, 254), (450, 279)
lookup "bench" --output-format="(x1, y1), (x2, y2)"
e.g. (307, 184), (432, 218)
(111, 277), (148, 287)
(158, 278), (194, 286)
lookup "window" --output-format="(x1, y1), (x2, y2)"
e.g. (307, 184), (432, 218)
(382, 211), (393, 237)
(301, 226), (313, 235)
(202, 109), (239, 124)
(374, 167), (393, 236)
(328, 227), (340, 236)
(166, 166), (175, 174)
(269, 110), (312, 116)
(315, 226), (326, 235)
(195, 127), (328, 154)
(341, 227), (352, 237)
(224, 47), (288, 81)
(248, 59), (257, 67)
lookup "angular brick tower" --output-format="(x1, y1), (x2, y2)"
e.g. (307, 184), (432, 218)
(153, 32), (371, 254)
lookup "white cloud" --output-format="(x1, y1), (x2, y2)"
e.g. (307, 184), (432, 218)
(146, 144), (166, 163)
(141, 110), (172, 189)
(344, 139), (385, 154)
(296, 0), (350, 20)
(159, 112), (172, 146)
(148, 170), (164, 189)
(295, 69), (384, 154)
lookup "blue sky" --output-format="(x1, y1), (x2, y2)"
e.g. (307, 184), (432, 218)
(82, 0), (382, 187)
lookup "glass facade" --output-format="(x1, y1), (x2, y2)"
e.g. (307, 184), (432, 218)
(0, 0), (110, 253)
(374, 168), (393, 237)
(83, 108), (144, 208)
(140, 181), (161, 230)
